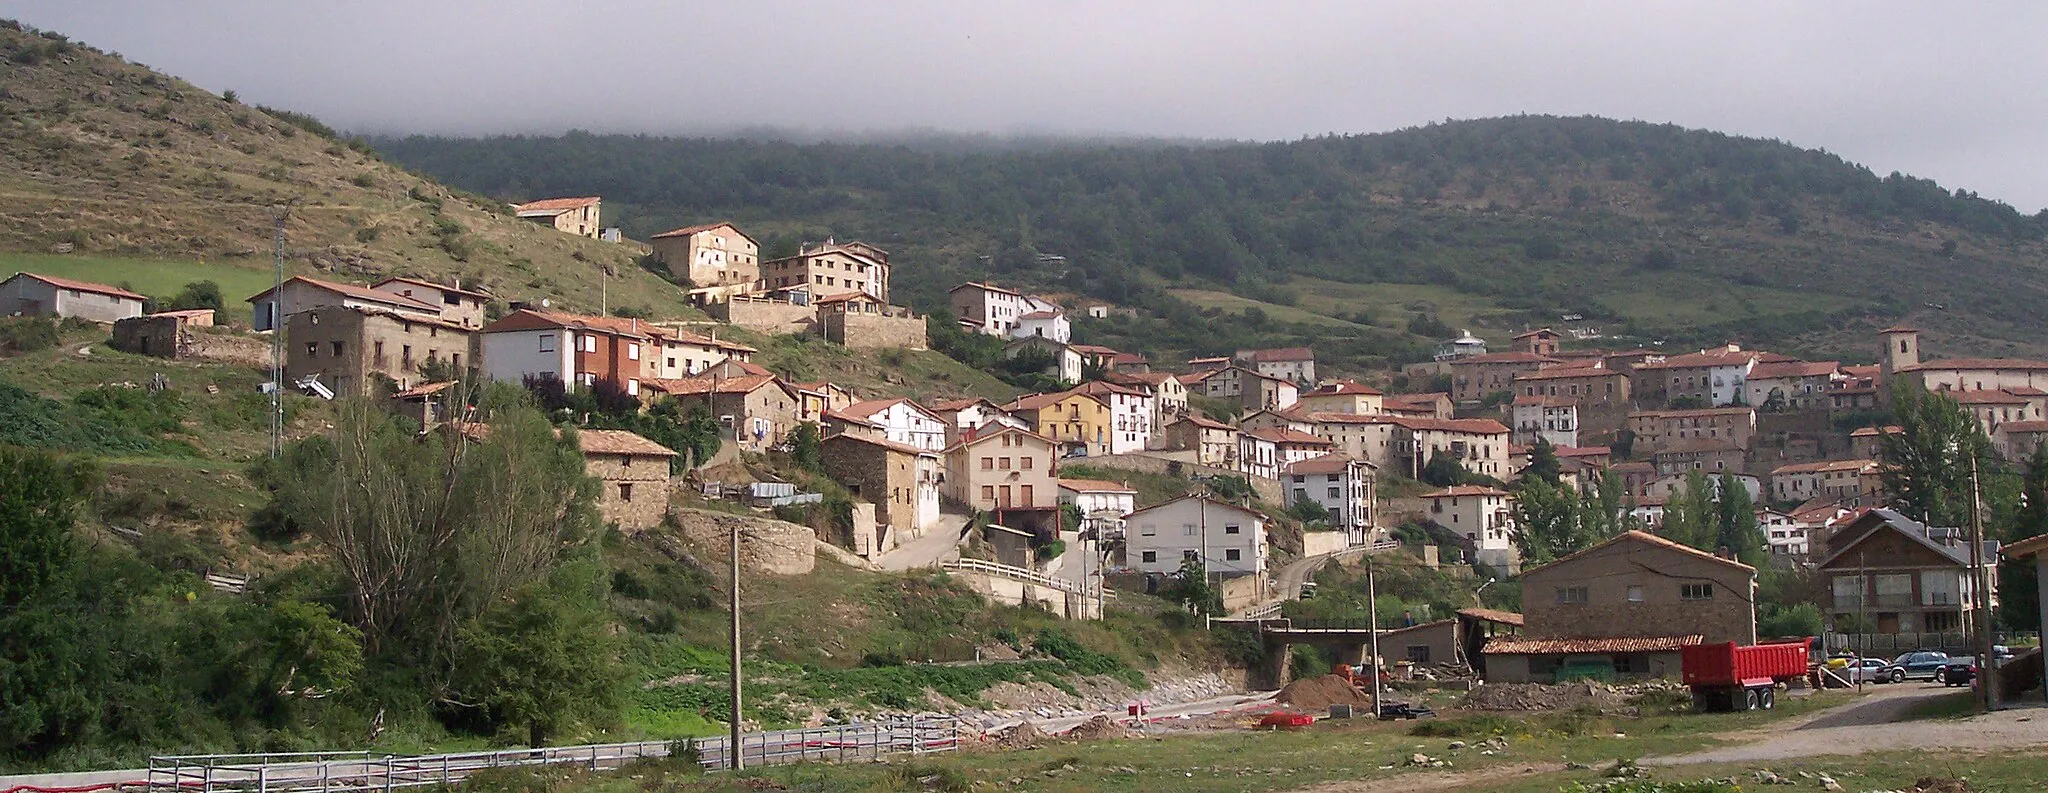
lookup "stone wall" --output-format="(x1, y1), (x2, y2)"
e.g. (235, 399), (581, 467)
(113, 317), (270, 365)
(1071, 452), (1283, 503)
(710, 299), (814, 335)
(187, 330), (272, 367)
(822, 312), (928, 350)
(1301, 531), (1351, 558)
(584, 455), (672, 531)
(670, 508), (817, 575)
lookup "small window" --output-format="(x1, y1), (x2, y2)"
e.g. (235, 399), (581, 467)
(1225, 549), (1241, 561)
(539, 334), (556, 352)
(628, 343), (640, 361)
(1557, 586), (1589, 604)
(331, 340), (344, 356)
(980, 485), (995, 500)
(1681, 583), (1714, 601)
(981, 457), (993, 470)
(1183, 550), (1199, 561)
(1141, 551), (1157, 563)
(1224, 523), (1241, 535)
(618, 483), (633, 502)
(582, 335), (597, 353)
(1627, 585), (1644, 603)
(1406, 645), (1431, 663)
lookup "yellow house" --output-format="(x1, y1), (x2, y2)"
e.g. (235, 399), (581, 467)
(1007, 390), (1113, 456)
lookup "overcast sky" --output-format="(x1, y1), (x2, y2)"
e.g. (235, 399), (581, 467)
(16, 1), (2048, 211)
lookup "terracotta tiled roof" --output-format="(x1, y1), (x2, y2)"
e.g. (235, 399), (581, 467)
(1423, 485), (1511, 498)
(1848, 425), (1903, 437)
(1900, 358), (2048, 372)
(1513, 395), (1577, 408)
(393, 381), (457, 399)
(930, 397), (995, 412)
(1246, 427), (1331, 445)
(949, 281), (1021, 296)
(821, 432), (928, 456)
(1059, 478), (1137, 493)
(1998, 420), (2048, 433)
(1125, 496), (1262, 522)
(1771, 459), (1874, 476)
(1451, 352), (1560, 365)
(645, 374), (781, 396)
(1018, 310), (1061, 320)
(1630, 407), (1755, 420)
(821, 408), (884, 427)
(513, 196), (600, 213)
(649, 221), (752, 243)
(1555, 445), (1611, 458)
(148, 308), (216, 320)
(1484, 634), (1703, 655)
(813, 291), (882, 305)
(1948, 389), (2031, 405)
(1070, 380), (1149, 398)
(1245, 347), (1314, 362)
(480, 308), (654, 338)
(1307, 411), (1400, 425)
(577, 429), (676, 457)
(1611, 461), (1655, 473)
(1633, 348), (1781, 370)
(1456, 608), (1525, 627)
(1382, 392), (1449, 408)
(1747, 360), (1841, 380)
(1523, 530), (1755, 576)
(1010, 390), (1107, 412)
(839, 397), (935, 420)
(1514, 366), (1623, 381)
(1173, 415), (1236, 431)
(10, 272), (147, 301)
(1389, 416), (1511, 435)
(1071, 344), (1120, 356)
(246, 275), (439, 312)
(1282, 454), (1368, 475)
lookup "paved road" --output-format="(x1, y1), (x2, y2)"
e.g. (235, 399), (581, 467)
(1236, 545), (1377, 618)
(873, 512), (972, 571)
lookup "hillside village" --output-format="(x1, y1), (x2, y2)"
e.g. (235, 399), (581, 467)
(10, 198), (2044, 674)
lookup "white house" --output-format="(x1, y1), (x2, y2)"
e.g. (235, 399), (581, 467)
(1011, 294), (1071, 344)
(1, 272), (147, 323)
(948, 282), (1024, 336)
(1070, 380), (1154, 454)
(837, 398), (948, 452)
(1058, 478), (1137, 536)
(1237, 347), (1316, 385)
(1283, 454), (1377, 545)
(930, 397), (1029, 445)
(1238, 431), (1279, 481)
(1422, 485), (1518, 572)
(1510, 395), (1579, 447)
(1759, 508), (1812, 559)
(1124, 497), (1268, 576)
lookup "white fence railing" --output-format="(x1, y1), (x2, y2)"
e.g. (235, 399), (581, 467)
(146, 717), (960, 793)
(940, 558), (1098, 597)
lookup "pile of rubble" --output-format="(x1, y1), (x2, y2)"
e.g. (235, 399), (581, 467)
(1275, 675), (1374, 710)
(1459, 681), (1628, 712)
(1061, 714), (1133, 740)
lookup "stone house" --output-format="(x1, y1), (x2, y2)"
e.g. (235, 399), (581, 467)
(1123, 497), (1267, 576)
(1633, 346), (1782, 407)
(1306, 413), (1401, 472)
(644, 374), (800, 453)
(1817, 509), (1998, 638)
(286, 305), (474, 396)
(111, 309), (216, 358)
(815, 292), (925, 350)
(836, 397), (948, 452)
(948, 282), (1025, 336)
(1512, 365), (1630, 409)
(1448, 352), (1559, 404)
(1627, 407), (1757, 455)
(647, 222), (759, 300)
(1239, 407), (1316, 436)
(1650, 437), (1746, 477)
(1769, 459), (1876, 504)
(0, 272), (146, 323)
(1381, 392), (1455, 419)
(1486, 531), (1757, 683)
(1390, 417), (1512, 479)
(819, 434), (942, 543)
(1994, 420), (2048, 462)
(1950, 388), (2048, 437)
(576, 429), (675, 531)
(1156, 415), (1240, 468)
(248, 275), (443, 332)
(513, 196), (602, 238)
(1235, 347), (1316, 384)
(1294, 380), (1384, 414)
(1744, 360), (1843, 412)
(391, 381), (456, 425)
(761, 240), (891, 302)
(1849, 425), (1902, 459)
(1246, 427), (1335, 469)
(1512, 328), (1562, 356)
(370, 276), (492, 329)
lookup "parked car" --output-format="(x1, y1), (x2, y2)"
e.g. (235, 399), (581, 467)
(1830, 656), (1896, 685)
(1936, 659), (1978, 687)
(1890, 651), (1951, 682)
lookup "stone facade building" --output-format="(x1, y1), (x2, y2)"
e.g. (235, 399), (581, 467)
(513, 196), (602, 238)
(819, 434), (942, 543)
(286, 305), (475, 395)
(647, 222), (759, 300)
(761, 240), (891, 302)
(576, 429), (675, 531)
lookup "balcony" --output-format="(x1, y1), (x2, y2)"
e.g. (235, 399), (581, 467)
(1833, 594), (1918, 609)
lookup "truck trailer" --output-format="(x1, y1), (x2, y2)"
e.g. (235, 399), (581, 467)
(1679, 638), (1812, 711)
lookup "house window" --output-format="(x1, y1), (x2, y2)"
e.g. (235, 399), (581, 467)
(1140, 523), (1156, 537)
(539, 334), (556, 352)
(981, 485), (995, 501)
(1224, 523), (1241, 535)
(981, 457), (993, 470)
(1021, 456), (1034, 470)
(1183, 523), (1198, 536)
(1627, 585), (1644, 603)
(374, 340), (385, 360)
(1183, 550), (1199, 562)
(1141, 551), (1157, 563)
(1557, 586), (1588, 604)
(618, 483), (632, 502)
(1225, 549), (1241, 561)
(402, 345), (412, 365)
(628, 343), (640, 361)
(1681, 583), (1714, 601)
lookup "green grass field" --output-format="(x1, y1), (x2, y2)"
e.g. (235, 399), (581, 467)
(0, 253), (285, 309)
(1167, 288), (1371, 329)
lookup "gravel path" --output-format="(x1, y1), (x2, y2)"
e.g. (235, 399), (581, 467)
(1645, 683), (2048, 766)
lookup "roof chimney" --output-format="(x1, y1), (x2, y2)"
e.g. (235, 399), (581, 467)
(447, 276), (460, 290)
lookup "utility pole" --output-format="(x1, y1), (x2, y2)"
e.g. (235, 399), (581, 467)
(1857, 551), (1867, 693)
(1366, 557), (1383, 719)
(1969, 456), (1998, 712)
(729, 522), (744, 769)
(267, 202), (293, 458)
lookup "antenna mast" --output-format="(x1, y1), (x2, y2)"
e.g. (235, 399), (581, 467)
(269, 201), (295, 457)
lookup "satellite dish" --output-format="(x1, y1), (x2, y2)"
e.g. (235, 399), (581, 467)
(540, 298), (551, 308)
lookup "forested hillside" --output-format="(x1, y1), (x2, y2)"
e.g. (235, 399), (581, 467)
(372, 118), (2048, 366)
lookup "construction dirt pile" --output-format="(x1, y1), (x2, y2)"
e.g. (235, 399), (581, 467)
(1460, 681), (1628, 712)
(1061, 714), (1133, 741)
(988, 721), (1043, 749)
(1275, 675), (1373, 711)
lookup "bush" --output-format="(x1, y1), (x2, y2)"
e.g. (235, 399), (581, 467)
(0, 316), (60, 354)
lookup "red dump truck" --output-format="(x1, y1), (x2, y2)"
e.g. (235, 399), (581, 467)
(1680, 638), (1812, 712)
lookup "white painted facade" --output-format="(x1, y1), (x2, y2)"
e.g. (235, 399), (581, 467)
(1423, 487), (1517, 571)
(1511, 399), (1580, 447)
(1057, 481), (1137, 521)
(855, 400), (948, 452)
(1283, 456), (1376, 544)
(1124, 497), (1268, 576)
(481, 326), (577, 386)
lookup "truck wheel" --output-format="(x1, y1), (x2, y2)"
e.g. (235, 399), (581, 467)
(1745, 689), (1761, 711)
(1691, 691), (1711, 712)
(1759, 688), (1775, 710)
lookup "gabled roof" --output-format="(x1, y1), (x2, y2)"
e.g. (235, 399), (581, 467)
(949, 281), (1021, 296)
(577, 429), (676, 457)
(1457, 608), (1524, 627)
(1513, 395), (1577, 408)
(813, 291), (883, 305)
(1244, 347), (1314, 362)
(7, 272), (147, 301)
(1124, 496), (1263, 523)
(649, 221), (753, 243)
(1071, 343), (1121, 356)
(1246, 427), (1331, 445)
(514, 196), (601, 213)
(1008, 390), (1106, 412)
(1304, 380), (1383, 396)
(1849, 425), (1903, 437)
(2005, 532), (2048, 560)
(1634, 348), (1785, 370)
(1998, 420), (2048, 434)
(246, 275), (438, 312)
(1521, 530), (1756, 577)
(1816, 509), (1992, 569)
(1555, 445), (1611, 459)
(1450, 352), (1560, 365)
(839, 397), (938, 422)
(930, 397), (1000, 413)
(1880, 324), (1921, 333)
(821, 408), (885, 428)
(1771, 459), (1874, 476)
(821, 432), (932, 456)
(1511, 328), (1560, 339)
(1901, 358), (2048, 373)
(480, 308), (654, 339)
(393, 381), (457, 399)
(1630, 407), (1755, 420)
(1059, 478), (1137, 494)
(1070, 380), (1150, 398)
(645, 374), (785, 397)
(1948, 389), (2032, 405)
(1171, 414), (1236, 431)
(1388, 416), (1511, 435)
(1422, 485), (1511, 498)
(944, 424), (1055, 452)
(1515, 366), (1625, 381)
(372, 276), (492, 300)
(1018, 310), (1061, 320)
(1484, 634), (1703, 655)
(1747, 360), (1841, 380)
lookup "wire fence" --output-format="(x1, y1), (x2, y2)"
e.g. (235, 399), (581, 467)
(143, 717), (961, 793)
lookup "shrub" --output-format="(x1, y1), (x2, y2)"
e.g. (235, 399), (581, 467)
(0, 316), (60, 354)
(350, 173), (375, 188)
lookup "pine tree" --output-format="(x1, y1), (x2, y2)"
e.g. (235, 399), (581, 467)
(1880, 384), (1991, 526)
(1716, 473), (1765, 565)
(1523, 437), (1562, 485)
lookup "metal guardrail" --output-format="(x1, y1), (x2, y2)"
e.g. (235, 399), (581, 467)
(940, 558), (1099, 597)
(144, 717), (960, 793)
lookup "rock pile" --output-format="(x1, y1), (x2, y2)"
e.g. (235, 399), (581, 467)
(1459, 681), (1628, 712)
(1062, 714), (1133, 740)
(1274, 675), (1373, 710)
